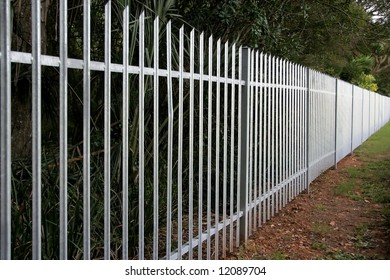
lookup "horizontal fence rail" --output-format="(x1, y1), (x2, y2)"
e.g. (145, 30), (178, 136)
(1, 1), (390, 260)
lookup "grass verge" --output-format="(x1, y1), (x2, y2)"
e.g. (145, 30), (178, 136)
(337, 122), (390, 231)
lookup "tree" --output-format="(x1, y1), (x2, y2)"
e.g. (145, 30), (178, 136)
(353, 73), (378, 92)
(356, 0), (390, 24)
(355, 0), (390, 95)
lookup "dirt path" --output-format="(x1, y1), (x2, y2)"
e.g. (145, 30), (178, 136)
(226, 155), (390, 260)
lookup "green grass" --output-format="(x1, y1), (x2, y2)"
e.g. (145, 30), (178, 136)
(311, 241), (328, 251)
(314, 204), (327, 212)
(327, 251), (367, 260)
(333, 180), (357, 197)
(270, 251), (287, 260)
(355, 123), (390, 157)
(353, 224), (373, 249)
(311, 222), (331, 235)
(330, 123), (390, 257)
(342, 122), (390, 232)
(355, 126), (390, 209)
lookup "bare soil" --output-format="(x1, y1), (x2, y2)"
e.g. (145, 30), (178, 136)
(225, 155), (390, 260)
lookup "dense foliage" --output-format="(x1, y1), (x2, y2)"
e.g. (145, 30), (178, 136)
(176, 0), (390, 94)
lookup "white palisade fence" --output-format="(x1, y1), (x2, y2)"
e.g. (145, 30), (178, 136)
(1, 1), (390, 260)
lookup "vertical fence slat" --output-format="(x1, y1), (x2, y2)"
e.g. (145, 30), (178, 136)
(239, 47), (250, 242)
(253, 51), (259, 229)
(368, 92), (371, 136)
(104, 1), (112, 260)
(260, 54), (268, 223)
(297, 65), (301, 192)
(270, 56), (275, 217)
(262, 54), (267, 224)
(317, 72), (321, 182)
(236, 46), (242, 247)
(294, 64), (300, 197)
(275, 58), (280, 213)
(291, 63), (295, 199)
(32, 0), (42, 260)
(245, 48), (250, 235)
(273, 57), (278, 213)
(258, 53), (263, 225)
(189, 28), (195, 261)
(222, 41), (228, 258)
(83, 0), (91, 260)
(305, 68), (310, 191)
(198, 32), (204, 259)
(295, 64), (299, 196)
(283, 60), (287, 206)
(291, 63), (295, 201)
(229, 43), (236, 252)
(278, 57), (281, 205)
(310, 70), (314, 185)
(177, 26), (184, 260)
(359, 87), (364, 149)
(293, 64), (299, 194)
(295, 64), (299, 197)
(302, 66), (305, 189)
(122, 3), (130, 260)
(215, 38), (221, 259)
(267, 55), (271, 220)
(296, 65), (299, 194)
(284, 63), (288, 202)
(248, 49), (253, 236)
(166, 21), (173, 260)
(362, 90), (366, 141)
(301, 66), (304, 191)
(299, 66), (303, 193)
(297, 65), (300, 192)
(59, 0), (68, 260)
(288, 62), (292, 202)
(317, 71), (320, 182)
(292, 64), (296, 198)
(277, 58), (281, 207)
(317, 71), (320, 179)
(138, 11), (145, 260)
(207, 35), (213, 260)
(280, 59), (284, 206)
(350, 86), (354, 155)
(0, 0), (11, 260)
(335, 79), (338, 168)
(285, 60), (289, 205)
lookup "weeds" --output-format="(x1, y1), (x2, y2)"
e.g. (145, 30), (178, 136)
(270, 251), (287, 260)
(314, 204), (326, 212)
(328, 251), (366, 260)
(333, 180), (357, 198)
(353, 224), (373, 249)
(311, 241), (327, 251)
(311, 222), (331, 236)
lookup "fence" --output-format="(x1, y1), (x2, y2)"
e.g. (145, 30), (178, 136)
(1, 1), (390, 260)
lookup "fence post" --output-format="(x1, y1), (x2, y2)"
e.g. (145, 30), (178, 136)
(305, 67), (310, 192)
(239, 47), (250, 242)
(368, 92), (371, 137)
(0, 0), (12, 260)
(334, 79), (338, 169)
(350, 86), (354, 156)
(361, 89), (364, 144)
